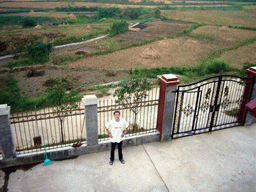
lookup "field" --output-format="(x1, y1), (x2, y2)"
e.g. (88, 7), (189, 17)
(162, 10), (256, 28)
(68, 24), (256, 70)
(0, 4), (256, 102)
(1, 22), (113, 47)
(0, 1), (162, 9)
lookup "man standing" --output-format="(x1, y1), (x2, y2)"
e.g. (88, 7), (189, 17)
(105, 111), (129, 165)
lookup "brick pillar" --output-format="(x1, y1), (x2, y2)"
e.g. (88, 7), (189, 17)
(82, 95), (98, 146)
(0, 104), (16, 159)
(157, 74), (180, 142)
(238, 67), (256, 125)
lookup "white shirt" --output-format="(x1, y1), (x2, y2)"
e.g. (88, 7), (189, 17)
(105, 118), (129, 143)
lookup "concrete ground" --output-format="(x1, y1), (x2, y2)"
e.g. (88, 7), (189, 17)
(2, 124), (256, 192)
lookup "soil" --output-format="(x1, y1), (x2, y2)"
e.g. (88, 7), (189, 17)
(1, 23), (255, 99)
(0, 66), (131, 99)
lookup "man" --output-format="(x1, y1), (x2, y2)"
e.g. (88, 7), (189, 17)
(105, 111), (129, 165)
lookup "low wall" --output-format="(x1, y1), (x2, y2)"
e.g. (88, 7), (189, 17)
(0, 131), (159, 169)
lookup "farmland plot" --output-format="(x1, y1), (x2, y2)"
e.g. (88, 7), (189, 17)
(162, 10), (256, 28)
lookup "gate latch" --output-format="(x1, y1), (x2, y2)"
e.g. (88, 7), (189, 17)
(210, 104), (220, 112)
(210, 105), (214, 112)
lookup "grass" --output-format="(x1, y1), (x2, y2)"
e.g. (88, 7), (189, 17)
(4, 58), (37, 69)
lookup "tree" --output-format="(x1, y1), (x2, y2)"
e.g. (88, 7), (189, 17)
(97, 7), (121, 19)
(121, 7), (143, 20)
(110, 20), (129, 37)
(21, 16), (37, 28)
(46, 78), (79, 143)
(114, 76), (153, 131)
(26, 41), (54, 63)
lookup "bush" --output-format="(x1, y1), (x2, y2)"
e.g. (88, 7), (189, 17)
(205, 59), (229, 74)
(154, 8), (161, 18)
(26, 41), (54, 63)
(121, 7), (143, 20)
(21, 16), (37, 28)
(97, 7), (121, 19)
(110, 20), (129, 37)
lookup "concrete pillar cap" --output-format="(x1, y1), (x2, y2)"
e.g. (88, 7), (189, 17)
(82, 95), (98, 106)
(158, 74), (180, 85)
(162, 74), (178, 81)
(0, 104), (10, 116)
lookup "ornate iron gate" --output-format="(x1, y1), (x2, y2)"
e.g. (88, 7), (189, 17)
(172, 75), (255, 139)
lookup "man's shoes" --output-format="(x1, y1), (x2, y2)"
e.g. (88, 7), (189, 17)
(109, 160), (113, 165)
(120, 159), (125, 164)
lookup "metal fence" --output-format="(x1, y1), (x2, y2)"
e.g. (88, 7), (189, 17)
(9, 87), (160, 155)
(10, 103), (86, 155)
(97, 87), (160, 141)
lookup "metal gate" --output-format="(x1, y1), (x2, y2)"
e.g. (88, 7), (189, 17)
(172, 75), (255, 139)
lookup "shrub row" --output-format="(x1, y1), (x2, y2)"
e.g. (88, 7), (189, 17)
(0, 15), (59, 26)
(133, 59), (232, 78)
(0, 8), (50, 14)
(55, 6), (99, 12)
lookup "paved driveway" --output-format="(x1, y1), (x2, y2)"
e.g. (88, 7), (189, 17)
(2, 124), (256, 192)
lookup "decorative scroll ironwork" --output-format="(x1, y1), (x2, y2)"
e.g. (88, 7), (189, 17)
(221, 98), (230, 109)
(172, 75), (255, 139)
(200, 101), (210, 112)
(224, 86), (229, 97)
(205, 88), (211, 99)
(182, 104), (195, 116)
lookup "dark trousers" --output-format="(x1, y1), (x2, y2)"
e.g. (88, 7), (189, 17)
(110, 141), (123, 161)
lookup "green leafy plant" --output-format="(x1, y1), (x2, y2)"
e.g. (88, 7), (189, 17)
(26, 41), (54, 63)
(225, 108), (239, 117)
(46, 78), (79, 143)
(114, 76), (153, 131)
(97, 7), (121, 19)
(21, 16), (37, 28)
(109, 20), (129, 37)
(204, 58), (229, 74)
(154, 8), (161, 18)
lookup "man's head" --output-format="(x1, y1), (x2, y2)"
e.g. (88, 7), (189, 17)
(114, 111), (120, 122)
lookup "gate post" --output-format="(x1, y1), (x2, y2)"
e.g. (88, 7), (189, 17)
(238, 67), (256, 125)
(82, 95), (98, 146)
(157, 74), (180, 142)
(0, 104), (16, 160)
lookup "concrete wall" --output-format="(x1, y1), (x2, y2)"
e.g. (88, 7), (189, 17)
(0, 132), (159, 169)
(1, 72), (254, 169)
(0, 94), (160, 169)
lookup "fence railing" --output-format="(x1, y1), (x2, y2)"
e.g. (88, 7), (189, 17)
(9, 87), (160, 155)
(10, 103), (86, 155)
(97, 87), (160, 141)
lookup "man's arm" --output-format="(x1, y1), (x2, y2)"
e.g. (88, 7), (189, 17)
(121, 127), (128, 137)
(105, 126), (113, 138)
